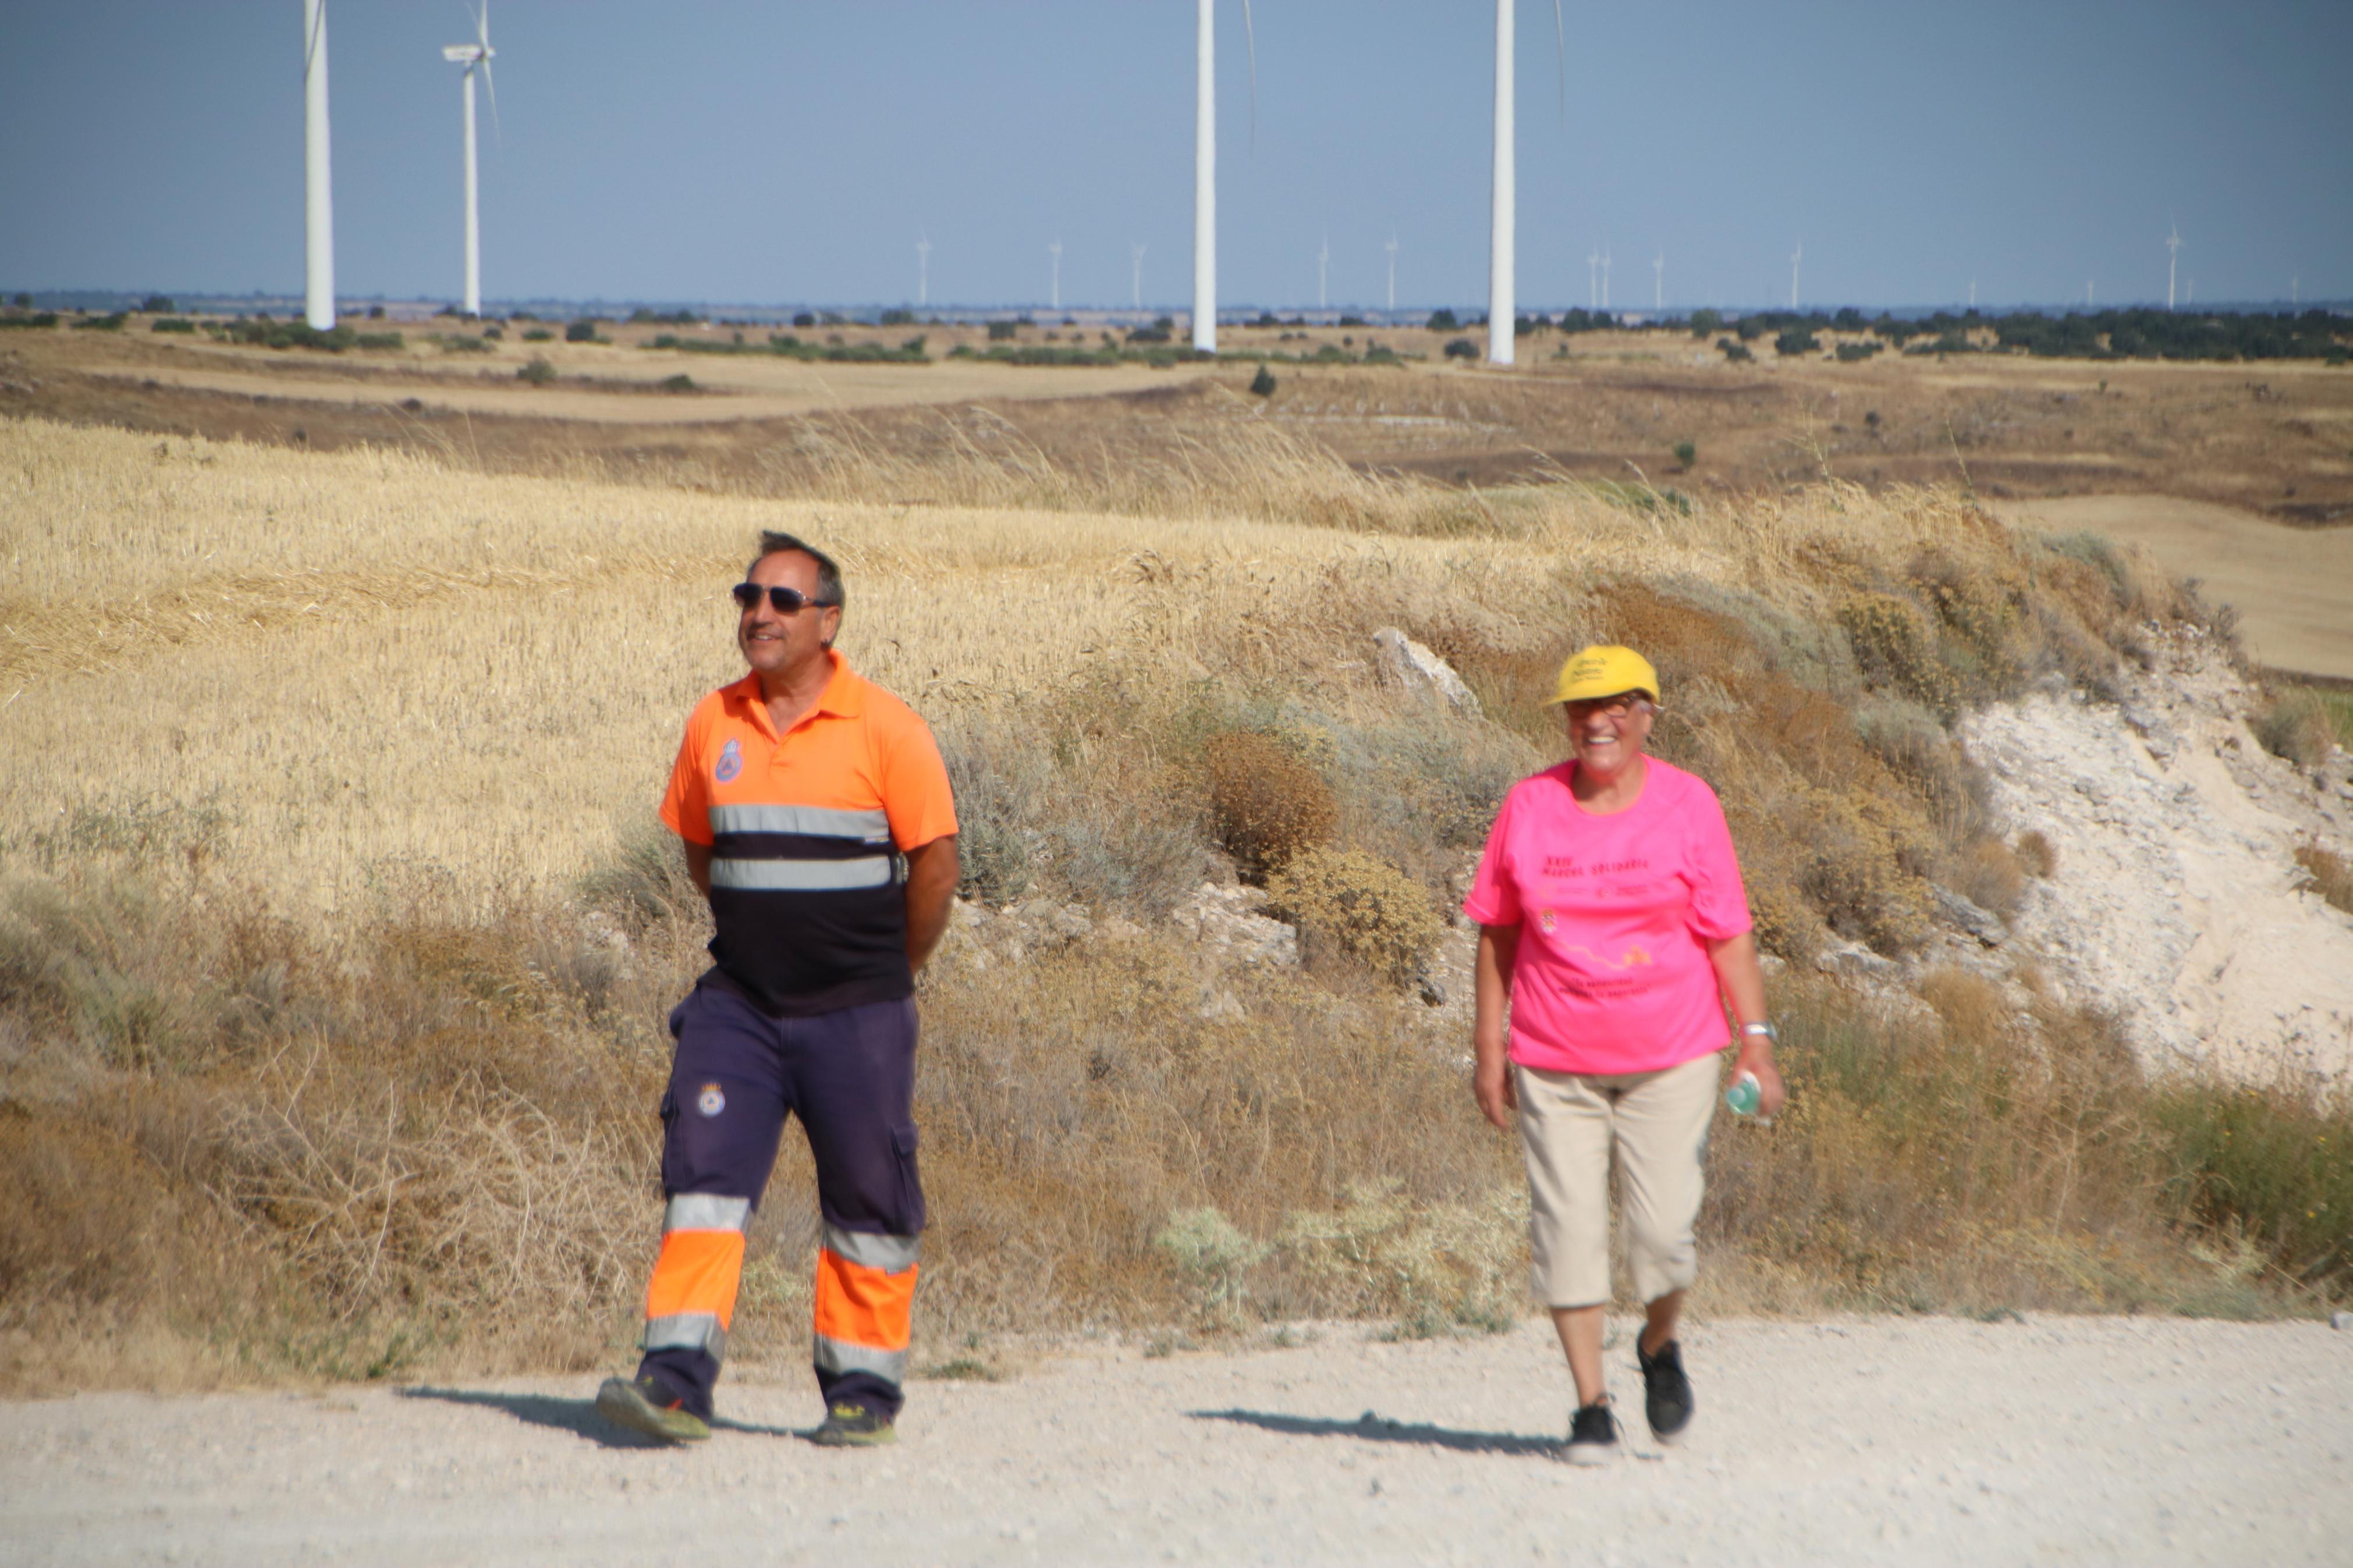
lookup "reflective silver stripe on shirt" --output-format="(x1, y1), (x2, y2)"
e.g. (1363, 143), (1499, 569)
(663, 1194), (751, 1234)
(643, 1313), (727, 1361)
(812, 1334), (907, 1385)
(822, 1225), (920, 1275)
(708, 856), (896, 892)
(709, 803), (892, 842)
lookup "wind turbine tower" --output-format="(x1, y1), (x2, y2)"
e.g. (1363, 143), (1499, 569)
(441, 4), (498, 318)
(1131, 242), (1147, 310)
(303, 0), (335, 330)
(1192, 0), (1220, 353)
(2167, 221), (2182, 311)
(1788, 242), (1801, 310)
(1486, 0), (1514, 364)
(1385, 235), (1398, 315)
(1049, 240), (1063, 311)
(1653, 251), (1664, 312)
(914, 236), (931, 308)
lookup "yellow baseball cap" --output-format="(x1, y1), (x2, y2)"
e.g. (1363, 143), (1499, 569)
(1549, 645), (1660, 705)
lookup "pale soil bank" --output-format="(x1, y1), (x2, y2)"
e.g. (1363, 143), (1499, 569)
(4, 1317), (2347, 1567)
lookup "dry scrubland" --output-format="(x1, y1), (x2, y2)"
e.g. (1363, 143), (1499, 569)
(2, 414), (2347, 1395)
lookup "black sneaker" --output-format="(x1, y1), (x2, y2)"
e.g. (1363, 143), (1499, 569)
(595, 1374), (711, 1445)
(807, 1401), (897, 1448)
(1564, 1394), (1620, 1466)
(1637, 1336), (1694, 1444)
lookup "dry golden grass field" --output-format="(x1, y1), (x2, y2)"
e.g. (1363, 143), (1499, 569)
(5, 332), (2350, 1394)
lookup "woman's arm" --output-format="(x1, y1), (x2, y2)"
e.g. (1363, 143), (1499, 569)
(1706, 930), (1786, 1118)
(1472, 923), (1521, 1131)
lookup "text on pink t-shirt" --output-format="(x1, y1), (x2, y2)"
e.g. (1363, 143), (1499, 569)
(1461, 758), (1753, 1076)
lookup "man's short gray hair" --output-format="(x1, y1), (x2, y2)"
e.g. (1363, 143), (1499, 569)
(750, 530), (845, 614)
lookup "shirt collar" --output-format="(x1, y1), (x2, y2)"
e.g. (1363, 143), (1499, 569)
(725, 650), (863, 737)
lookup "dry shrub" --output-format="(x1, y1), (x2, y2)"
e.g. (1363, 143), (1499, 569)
(2294, 842), (2353, 915)
(1956, 838), (2028, 918)
(2015, 830), (2060, 879)
(1264, 848), (1445, 986)
(2257, 690), (2339, 769)
(1837, 592), (1958, 716)
(1205, 730), (1337, 881)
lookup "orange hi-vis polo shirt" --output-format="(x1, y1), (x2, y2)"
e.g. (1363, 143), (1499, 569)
(660, 651), (957, 1016)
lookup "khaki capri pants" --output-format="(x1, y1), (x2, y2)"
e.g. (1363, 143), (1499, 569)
(1515, 1051), (1722, 1309)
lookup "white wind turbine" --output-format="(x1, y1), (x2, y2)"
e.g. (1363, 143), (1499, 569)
(303, 0), (335, 330)
(1485, 0), (1567, 366)
(915, 234), (931, 308)
(1385, 234), (1398, 315)
(441, 3), (499, 318)
(1788, 241), (1801, 310)
(2166, 218), (2182, 312)
(1049, 240), (1063, 310)
(1131, 242), (1147, 310)
(1191, 0), (1255, 355)
(1653, 251), (1664, 312)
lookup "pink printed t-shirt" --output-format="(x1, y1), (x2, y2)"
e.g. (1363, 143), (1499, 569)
(1462, 757), (1753, 1076)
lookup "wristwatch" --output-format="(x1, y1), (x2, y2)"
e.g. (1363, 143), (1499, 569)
(1740, 1021), (1778, 1043)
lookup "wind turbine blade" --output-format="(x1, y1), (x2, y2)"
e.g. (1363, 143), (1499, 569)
(1241, 0), (1258, 151)
(1553, 0), (1566, 129)
(477, 0), (490, 52)
(307, 0), (327, 75)
(481, 59), (501, 146)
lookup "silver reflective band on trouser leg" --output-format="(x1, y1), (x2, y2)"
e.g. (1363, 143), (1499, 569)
(822, 1225), (920, 1274)
(708, 856), (895, 891)
(812, 1335), (908, 1384)
(708, 803), (892, 842)
(643, 1313), (726, 1360)
(663, 1194), (751, 1233)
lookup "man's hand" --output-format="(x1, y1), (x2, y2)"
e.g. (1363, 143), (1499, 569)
(902, 834), (959, 972)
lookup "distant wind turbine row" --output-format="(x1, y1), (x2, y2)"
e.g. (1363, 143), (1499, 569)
(301, 0), (503, 326)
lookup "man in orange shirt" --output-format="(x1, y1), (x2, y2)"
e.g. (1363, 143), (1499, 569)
(597, 531), (959, 1449)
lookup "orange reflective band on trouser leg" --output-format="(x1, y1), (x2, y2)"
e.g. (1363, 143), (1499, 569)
(811, 1226), (918, 1384)
(640, 1195), (750, 1360)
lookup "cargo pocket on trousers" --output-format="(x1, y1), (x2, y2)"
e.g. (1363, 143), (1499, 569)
(890, 1122), (925, 1235)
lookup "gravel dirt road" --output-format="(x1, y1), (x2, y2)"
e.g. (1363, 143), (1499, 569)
(5, 1316), (2347, 1566)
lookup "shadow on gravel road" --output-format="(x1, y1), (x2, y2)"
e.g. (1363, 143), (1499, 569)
(1192, 1409), (1561, 1459)
(400, 1387), (807, 1449)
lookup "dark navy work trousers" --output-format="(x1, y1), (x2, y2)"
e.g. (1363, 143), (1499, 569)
(637, 976), (924, 1421)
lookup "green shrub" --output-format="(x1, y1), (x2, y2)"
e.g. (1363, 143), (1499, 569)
(2155, 1080), (2353, 1295)
(879, 308), (917, 327)
(516, 357), (556, 385)
(72, 313), (129, 332)
(1249, 365), (1277, 397)
(986, 319), (1018, 342)
(1264, 847), (1443, 986)
(1718, 338), (1752, 363)
(138, 295), (175, 314)
(0, 312), (59, 329)
(1688, 308), (1723, 337)
(1775, 325), (1820, 356)
(1426, 309), (1460, 332)
(563, 319), (598, 343)
(659, 373), (695, 392)
(150, 318), (196, 333)
(1835, 341), (1882, 362)
(352, 332), (403, 351)
(521, 328), (553, 343)
(1839, 593), (1958, 716)
(1671, 440), (1697, 469)
(1153, 1206), (1266, 1331)
(1442, 337), (1478, 360)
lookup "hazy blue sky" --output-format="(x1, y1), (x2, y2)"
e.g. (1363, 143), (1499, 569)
(3, 1), (2346, 311)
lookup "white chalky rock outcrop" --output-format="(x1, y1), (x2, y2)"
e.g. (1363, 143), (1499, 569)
(1960, 648), (2353, 1083)
(1374, 628), (1482, 716)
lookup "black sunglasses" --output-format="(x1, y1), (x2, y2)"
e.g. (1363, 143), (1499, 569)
(731, 582), (836, 614)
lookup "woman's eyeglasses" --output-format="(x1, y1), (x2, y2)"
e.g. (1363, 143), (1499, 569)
(1564, 695), (1653, 720)
(732, 583), (836, 614)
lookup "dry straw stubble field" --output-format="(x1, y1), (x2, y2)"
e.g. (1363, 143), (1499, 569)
(2, 411), (2345, 1395)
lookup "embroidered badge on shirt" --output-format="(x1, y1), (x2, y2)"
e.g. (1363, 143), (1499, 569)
(696, 1082), (726, 1118)
(1539, 908), (1557, 934)
(714, 737), (743, 783)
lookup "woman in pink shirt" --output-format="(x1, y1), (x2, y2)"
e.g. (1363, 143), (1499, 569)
(1464, 645), (1785, 1464)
